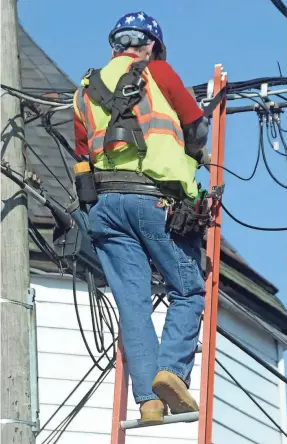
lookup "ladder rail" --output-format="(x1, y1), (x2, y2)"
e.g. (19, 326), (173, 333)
(110, 335), (129, 444)
(198, 65), (227, 444)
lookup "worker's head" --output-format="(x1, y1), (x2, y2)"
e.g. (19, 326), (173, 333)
(109, 12), (166, 61)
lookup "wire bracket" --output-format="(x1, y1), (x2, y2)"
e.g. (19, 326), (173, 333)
(0, 418), (36, 426)
(0, 296), (32, 309)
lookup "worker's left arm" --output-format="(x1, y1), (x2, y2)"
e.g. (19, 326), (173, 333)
(74, 112), (89, 156)
(148, 61), (209, 162)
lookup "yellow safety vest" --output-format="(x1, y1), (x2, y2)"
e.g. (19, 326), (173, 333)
(74, 56), (199, 199)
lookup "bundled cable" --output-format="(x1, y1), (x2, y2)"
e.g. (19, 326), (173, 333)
(72, 260), (118, 371)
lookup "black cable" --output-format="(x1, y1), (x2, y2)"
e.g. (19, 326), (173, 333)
(86, 268), (118, 361)
(221, 202), (287, 231)
(41, 112), (82, 162)
(1, 83), (72, 104)
(275, 93), (287, 101)
(43, 112), (74, 184)
(215, 357), (287, 437)
(266, 122), (286, 157)
(38, 361), (97, 434)
(22, 136), (74, 199)
(236, 92), (271, 114)
(270, 0), (287, 18)
(72, 260), (115, 371)
(46, 117), (74, 127)
(28, 219), (61, 267)
(72, 261), (118, 370)
(40, 294), (164, 442)
(277, 122), (287, 156)
(260, 128), (287, 188)
(201, 122), (262, 181)
(270, 120), (278, 139)
(40, 361), (114, 444)
(193, 77), (287, 101)
(217, 326), (287, 385)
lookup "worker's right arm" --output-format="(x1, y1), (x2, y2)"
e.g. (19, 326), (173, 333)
(148, 60), (209, 162)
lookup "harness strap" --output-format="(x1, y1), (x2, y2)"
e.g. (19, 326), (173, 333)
(86, 69), (113, 113)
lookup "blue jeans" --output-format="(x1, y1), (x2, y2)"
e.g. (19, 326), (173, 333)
(88, 193), (205, 404)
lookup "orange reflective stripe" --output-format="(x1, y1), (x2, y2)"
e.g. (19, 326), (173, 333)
(144, 127), (185, 147)
(90, 115), (184, 154)
(84, 92), (97, 132)
(75, 88), (88, 128)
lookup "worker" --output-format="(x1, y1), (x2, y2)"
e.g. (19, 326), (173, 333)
(73, 11), (208, 425)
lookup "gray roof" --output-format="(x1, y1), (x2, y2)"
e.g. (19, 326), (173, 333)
(18, 24), (287, 336)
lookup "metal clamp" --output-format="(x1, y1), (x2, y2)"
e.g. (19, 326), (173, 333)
(122, 85), (140, 97)
(209, 184), (225, 200)
(0, 418), (36, 427)
(0, 296), (32, 309)
(260, 82), (268, 98)
(27, 288), (40, 433)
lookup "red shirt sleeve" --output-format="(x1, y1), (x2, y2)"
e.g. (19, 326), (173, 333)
(74, 111), (89, 156)
(148, 60), (203, 126)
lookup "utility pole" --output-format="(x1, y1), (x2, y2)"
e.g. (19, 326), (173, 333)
(1, 1), (35, 443)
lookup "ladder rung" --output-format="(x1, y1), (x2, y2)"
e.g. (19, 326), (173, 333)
(120, 411), (199, 430)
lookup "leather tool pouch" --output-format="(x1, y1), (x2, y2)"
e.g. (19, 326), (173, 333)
(168, 193), (211, 237)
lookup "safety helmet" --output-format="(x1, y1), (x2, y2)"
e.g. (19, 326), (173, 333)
(109, 12), (166, 60)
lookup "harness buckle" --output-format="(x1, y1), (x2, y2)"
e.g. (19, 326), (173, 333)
(122, 84), (141, 97)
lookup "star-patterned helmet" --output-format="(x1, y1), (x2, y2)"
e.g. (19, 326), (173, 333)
(109, 12), (164, 54)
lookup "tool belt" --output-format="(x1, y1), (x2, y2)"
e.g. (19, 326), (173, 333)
(94, 170), (183, 200)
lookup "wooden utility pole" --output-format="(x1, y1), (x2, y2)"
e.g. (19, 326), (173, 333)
(1, 1), (35, 443)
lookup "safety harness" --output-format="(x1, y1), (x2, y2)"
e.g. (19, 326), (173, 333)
(82, 61), (149, 173)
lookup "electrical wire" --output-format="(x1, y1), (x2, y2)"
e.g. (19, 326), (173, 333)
(87, 267), (118, 356)
(201, 122), (262, 181)
(277, 122), (287, 156)
(42, 112), (74, 184)
(39, 294), (164, 442)
(41, 111), (82, 162)
(275, 93), (287, 101)
(193, 77), (287, 101)
(72, 260), (117, 371)
(21, 135), (74, 199)
(1, 83), (73, 106)
(270, 0), (287, 18)
(40, 361), (114, 444)
(235, 92), (271, 114)
(28, 219), (61, 267)
(221, 202), (287, 231)
(266, 122), (287, 157)
(260, 127), (287, 188)
(215, 357), (287, 437)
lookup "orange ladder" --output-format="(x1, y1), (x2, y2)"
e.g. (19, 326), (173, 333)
(110, 64), (227, 444)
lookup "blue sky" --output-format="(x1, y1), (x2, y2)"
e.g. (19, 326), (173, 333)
(18, 1), (286, 352)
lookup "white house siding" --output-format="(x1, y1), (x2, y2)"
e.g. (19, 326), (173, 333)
(31, 275), (286, 444)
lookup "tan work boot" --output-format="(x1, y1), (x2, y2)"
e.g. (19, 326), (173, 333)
(152, 370), (199, 414)
(140, 399), (168, 425)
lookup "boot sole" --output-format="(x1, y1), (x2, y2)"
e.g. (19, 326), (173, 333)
(152, 373), (199, 414)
